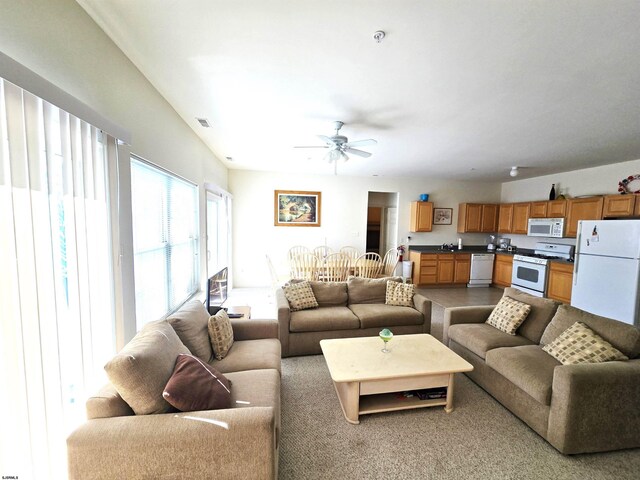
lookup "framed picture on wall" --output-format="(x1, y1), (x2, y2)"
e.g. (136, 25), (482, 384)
(433, 207), (453, 225)
(274, 190), (322, 227)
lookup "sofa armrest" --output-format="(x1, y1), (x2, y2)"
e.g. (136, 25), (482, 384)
(68, 407), (277, 480)
(231, 319), (279, 341)
(413, 293), (432, 334)
(442, 305), (495, 346)
(547, 359), (640, 454)
(276, 288), (291, 356)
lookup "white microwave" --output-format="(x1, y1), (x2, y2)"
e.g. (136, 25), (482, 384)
(527, 218), (565, 238)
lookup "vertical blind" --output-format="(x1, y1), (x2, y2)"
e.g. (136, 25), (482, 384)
(0, 78), (116, 479)
(131, 157), (199, 328)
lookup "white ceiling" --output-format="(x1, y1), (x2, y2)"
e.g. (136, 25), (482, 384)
(77, 0), (640, 182)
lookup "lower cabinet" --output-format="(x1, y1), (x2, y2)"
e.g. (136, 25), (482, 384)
(547, 262), (574, 303)
(409, 252), (470, 286)
(492, 254), (513, 287)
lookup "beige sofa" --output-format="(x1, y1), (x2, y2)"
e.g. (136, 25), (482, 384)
(277, 276), (432, 357)
(67, 301), (281, 479)
(443, 287), (640, 454)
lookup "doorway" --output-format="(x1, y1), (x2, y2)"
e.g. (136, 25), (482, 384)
(366, 192), (399, 256)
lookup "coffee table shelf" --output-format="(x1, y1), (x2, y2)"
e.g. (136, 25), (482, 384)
(359, 393), (447, 415)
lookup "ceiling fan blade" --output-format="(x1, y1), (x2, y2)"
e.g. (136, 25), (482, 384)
(344, 139), (377, 148)
(343, 147), (372, 158)
(293, 145), (328, 149)
(317, 135), (335, 145)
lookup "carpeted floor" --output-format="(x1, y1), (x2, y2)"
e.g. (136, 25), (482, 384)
(279, 355), (640, 480)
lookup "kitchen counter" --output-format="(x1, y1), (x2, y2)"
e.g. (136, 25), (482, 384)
(408, 245), (535, 255)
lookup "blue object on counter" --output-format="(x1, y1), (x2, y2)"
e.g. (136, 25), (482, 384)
(419, 193), (429, 201)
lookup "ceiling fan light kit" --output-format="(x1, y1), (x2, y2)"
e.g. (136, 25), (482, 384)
(510, 166), (519, 177)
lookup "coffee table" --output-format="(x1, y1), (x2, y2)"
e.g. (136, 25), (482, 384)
(320, 334), (473, 424)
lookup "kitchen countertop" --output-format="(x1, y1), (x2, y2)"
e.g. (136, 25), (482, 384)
(408, 245), (574, 264)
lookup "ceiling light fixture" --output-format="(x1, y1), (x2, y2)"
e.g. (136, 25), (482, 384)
(196, 117), (211, 128)
(373, 31), (385, 43)
(510, 166), (519, 177)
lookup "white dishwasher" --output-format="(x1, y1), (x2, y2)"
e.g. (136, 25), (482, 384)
(467, 253), (495, 287)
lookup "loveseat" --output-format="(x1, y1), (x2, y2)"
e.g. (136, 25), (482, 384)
(443, 287), (640, 454)
(276, 276), (431, 357)
(67, 301), (281, 479)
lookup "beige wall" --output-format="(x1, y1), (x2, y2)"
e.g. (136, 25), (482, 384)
(229, 169), (502, 287)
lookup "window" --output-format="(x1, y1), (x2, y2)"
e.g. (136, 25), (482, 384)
(0, 77), (116, 479)
(130, 157), (199, 327)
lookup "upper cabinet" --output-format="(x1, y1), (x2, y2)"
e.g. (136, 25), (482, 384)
(457, 203), (498, 233)
(410, 201), (433, 232)
(512, 202), (531, 234)
(529, 201), (548, 218)
(497, 203), (513, 233)
(603, 194), (637, 218)
(547, 199), (567, 218)
(565, 197), (604, 237)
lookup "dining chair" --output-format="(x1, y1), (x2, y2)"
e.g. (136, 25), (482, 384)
(320, 252), (351, 282)
(288, 245), (310, 261)
(289, 252), (320, 281)
(353, 252), (382, 278)
(313, 245), (332, 258)
(379, 248), (400, 277)
(339, 246), (360, 265)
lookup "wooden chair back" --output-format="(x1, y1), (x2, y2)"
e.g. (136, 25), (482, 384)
(380, 248), (400, 277)
(353, 252), (382, 278)
(288, 245), (310, 261)
(313, 245), (332, 258)
(289, 252), (320, 281)
(321, 253), (351, 282)
(339, 246), (360, 265)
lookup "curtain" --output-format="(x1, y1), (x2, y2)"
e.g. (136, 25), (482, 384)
(0, 78), (116, 479)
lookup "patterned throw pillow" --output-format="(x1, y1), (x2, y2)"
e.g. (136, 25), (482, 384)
(542, 321), (629, 365)
(486, 296), (531, 335)
(208, 310), (234, 360)
(283, 280), (319, 311)
(385, 281), (415, 307)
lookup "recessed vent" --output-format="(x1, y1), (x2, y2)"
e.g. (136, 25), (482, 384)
(196, 118), (211, 128)
(225, 157), (233, 162)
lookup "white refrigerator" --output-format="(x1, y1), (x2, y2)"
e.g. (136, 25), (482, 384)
(571, 219), (640, 326)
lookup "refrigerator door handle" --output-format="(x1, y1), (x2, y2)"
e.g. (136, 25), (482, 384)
(573, 227), (581, 286)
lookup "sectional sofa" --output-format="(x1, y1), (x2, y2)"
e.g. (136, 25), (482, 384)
(276, 276), (431, 357)
(67, 301), (281, 479)
(443, 287), (640, 454)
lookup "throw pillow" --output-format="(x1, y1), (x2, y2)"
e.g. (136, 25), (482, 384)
(167, 300), (214, 363)
(542, 321), (629, 365)
(104, 319), (190, 415)
(486, 296), (531, 335)
(208, 309), (234, 360)
(283, 280), (319, 311)
(163, 353), (232, 411)
(385, 281), (415, 307)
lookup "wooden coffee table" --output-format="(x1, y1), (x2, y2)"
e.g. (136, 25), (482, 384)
(320, 334), (473, 424)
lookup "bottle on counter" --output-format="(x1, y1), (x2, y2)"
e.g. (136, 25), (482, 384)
(458, 238), (463, 250)
(549, 184), (556, 200)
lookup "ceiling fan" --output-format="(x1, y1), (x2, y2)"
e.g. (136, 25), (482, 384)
(294, 121), (377, 173)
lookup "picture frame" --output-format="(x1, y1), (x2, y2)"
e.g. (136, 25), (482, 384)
(274, 190), (322, 227)
(433, 207), (453, 225)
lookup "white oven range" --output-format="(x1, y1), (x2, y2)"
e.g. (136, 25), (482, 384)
(511, 242), (574, 297)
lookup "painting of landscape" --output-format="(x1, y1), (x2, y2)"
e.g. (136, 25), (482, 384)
(274, 190), (321, 227)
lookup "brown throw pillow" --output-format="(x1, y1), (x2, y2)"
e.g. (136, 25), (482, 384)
(486, 296), (531, 335)
(283, 280), (319, 311)
(542, 321), (629, 365)
(208, 309), (234, 360)
(385, 281), (415, 307)
(163, 354), (232, 411)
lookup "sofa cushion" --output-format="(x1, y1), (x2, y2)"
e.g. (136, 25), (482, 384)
(283, 280), (319, 311)
(308, 281), (348, 307)
(347, 276), (402, 304)
(225, 368), (280, 412)
(448, 323), (535, 360)
(290, 306), (360, 332)
(385, 281), (415, 307)
(208, 310), (234, 360)
(349, 303), (423, 329)
(502, 287), (561, 343)
(212, 338), (281, 374)
(167, 300), (213, 362)
(485, 345), (560, 405)
(542, 321), (628, 365)
(486, 296), (531, 335)
(104, 319), (190, 415)
(162, 353), (232, 412)
(540, 304), (640, 359)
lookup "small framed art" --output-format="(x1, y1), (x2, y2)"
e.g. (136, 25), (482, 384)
(433, 208), (453, 225)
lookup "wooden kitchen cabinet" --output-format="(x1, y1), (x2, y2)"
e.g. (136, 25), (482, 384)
(410, 201), (433, 232)
(410, 251), (470, 286)
(457, 203), (498, 233)
(497, 204), (514, 233)
(547, 262), (574, 303)
(512, 202), (531, 234)
(410, 251), (437, 285)
(437, 254), (455, 283)
(454, 254), (471, 284)
(636, 194), (640, 216)
(492, 253), (513, 287)
(529, 201), (548, 218)
(565, 197), (604, 237)
(547, 199), (567, 217)
(603, 194), (636, 218)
